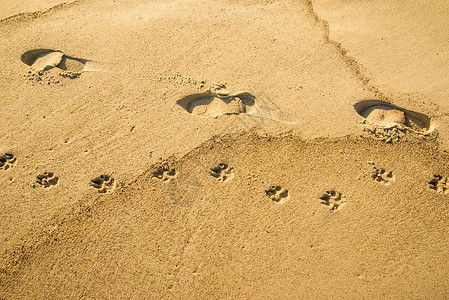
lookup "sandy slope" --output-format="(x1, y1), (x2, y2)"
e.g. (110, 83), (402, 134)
(0, 0), (448, 298)
(2, 133), (449, 298)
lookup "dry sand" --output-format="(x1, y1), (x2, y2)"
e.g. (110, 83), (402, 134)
(0, 0), (448, 298)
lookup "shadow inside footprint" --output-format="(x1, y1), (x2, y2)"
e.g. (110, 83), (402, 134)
(177, 87), (255, 117)
(90, 174), (115, 193)
(369, 162), (395, 186)
(152, 162), (176, 182)
(0, 153), (16, 170)
(319, 190), (346, 210)
(265, 185), (289, 203)
(36, 172), (59, 188)
(21, 49), (114, 75)
(354, 100), (431, 131)
(21, 49), (87, 73)
(210, 163), (234, 182)
(428, 175), (449, 194)
(53, 54), (86, 73)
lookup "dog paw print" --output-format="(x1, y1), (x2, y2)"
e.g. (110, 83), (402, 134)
(35, 172), (59, 188)
(0, 153), (16, 170)
(319, 190), (346, 210)
(369, 162), (395, 185)
(265, 185), (289, 203)
(210, 163), (234, 182)
(152, 162), (176, 182)
(428, 175), (449, 194)
(90, 174), (115, 193)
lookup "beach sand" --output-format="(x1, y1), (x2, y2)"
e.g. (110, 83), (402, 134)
(1, 0), (448, 298)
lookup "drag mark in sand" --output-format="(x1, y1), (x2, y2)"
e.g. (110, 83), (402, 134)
(428, 175), (449, 194)
(369, 162), (395, 186)
(34, 172), (59, 188)
(0, 153), (16, 170)
(209, 163), (234, 182)
(265, 185), (289, 204)
(319, 190), (346, 210)
(90, 174), (115, 193)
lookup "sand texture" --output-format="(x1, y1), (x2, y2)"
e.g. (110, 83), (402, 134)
(1, 0), (448, 298)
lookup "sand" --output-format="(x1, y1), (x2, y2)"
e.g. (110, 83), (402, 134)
(0, 0), (448, 298)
